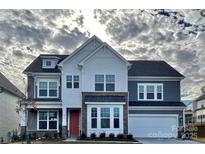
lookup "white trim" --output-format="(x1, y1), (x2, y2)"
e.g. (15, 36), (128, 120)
(129, 106), (185, 110)
(87, 104), (124, 135)
(37, 110), (59, 131)
(29, 73), (61, 76)
(58, 35), (103, 66)
(128, 114), (179, 118)
(128, 76), (184, 80)
(36, 79), (59, 98)
(85, 102), (126, 105)
(94, 74), (115, 92)
(137, 83), (164, 101)
(79, 43), (131, 67)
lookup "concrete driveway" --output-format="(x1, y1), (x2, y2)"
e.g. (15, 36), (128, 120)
(137, 138), (201, 144)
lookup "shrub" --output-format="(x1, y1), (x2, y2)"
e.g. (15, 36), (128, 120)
(44, 133), (49, 139)
(90, 133), (96, 139)
(31, 133), (37, 140)
(109, 133), (115, 139)
(54, 133), (58, 139)
(99, 133), (106, 138)
(0, 137), (3, 143)
(127, 134), (133, 140)
(80, 132), (87, 139)
(117, 134), (124, 139)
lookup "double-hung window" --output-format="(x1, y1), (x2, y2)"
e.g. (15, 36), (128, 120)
(38, 80), (58, 98)
(113, 108), (120, 128)
(38, 111), (58, 130)
(138, 83), (163, 101)
(100, 108), (110, 128)
(91, 108), (97, 128)
(106, 75), (115, 91)
(66, 75), (79, 89)
(95, 74), (115, 92)
(95, 75), (104, 91)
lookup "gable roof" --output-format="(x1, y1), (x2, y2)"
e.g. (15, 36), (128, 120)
(195, 94), (205, 102)
(79, 43), (131, 67)
(58, 35), (104, 66)
(23, 54), (68, 73)
(128, 60), (184, 78)
(0, 72), (25, 98)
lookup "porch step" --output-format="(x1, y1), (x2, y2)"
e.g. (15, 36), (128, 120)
(64, 138), (77, 142)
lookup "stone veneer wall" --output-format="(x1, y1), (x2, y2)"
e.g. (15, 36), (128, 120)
(81, 92), (128, 136)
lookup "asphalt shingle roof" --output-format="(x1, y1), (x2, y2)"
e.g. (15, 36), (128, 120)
(23, 54), (69, 73)
(0, 72), (25, 98)
(129, 101), (186, 107)
(24, 55), (184, 78)
(128, 60), (184, 77)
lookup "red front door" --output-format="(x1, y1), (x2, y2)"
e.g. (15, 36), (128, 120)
(69, 110), (80, 137)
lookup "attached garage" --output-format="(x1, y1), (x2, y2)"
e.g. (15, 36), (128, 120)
(128, 114), (178, 138)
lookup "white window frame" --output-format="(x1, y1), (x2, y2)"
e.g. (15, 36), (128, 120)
(37, 110), (59, 131)
(37, 79), (59, 98)
(95, 74), (115, 92)
(137, 83), (163, 101)
(88, 105), (123, 130)
(66, 75), (80, 89)
(42, 59), (55, 69)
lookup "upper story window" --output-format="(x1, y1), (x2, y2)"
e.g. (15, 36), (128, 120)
(66, 75), (79, 89)
(42, 59), (57, 69)
(95, 74), (115, 92)
(37, 80), (59, 98)
(45, 60), (52, 67)
(138, 83), (163, 101)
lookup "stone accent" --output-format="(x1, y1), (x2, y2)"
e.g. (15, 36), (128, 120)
(62, 126), (68, 139)
(82, 92), (128, 135)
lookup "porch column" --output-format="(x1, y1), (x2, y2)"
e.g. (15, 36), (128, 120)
(62, 107), (67, 139)
(20, 105), (27, 138)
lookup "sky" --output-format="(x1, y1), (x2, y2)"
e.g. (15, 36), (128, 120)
(0, 9), (205, 101)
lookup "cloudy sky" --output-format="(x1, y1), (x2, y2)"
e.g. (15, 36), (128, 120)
(0, 9), (205, 101)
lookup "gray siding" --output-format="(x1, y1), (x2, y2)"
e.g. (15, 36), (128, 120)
(129, 109), (184, 126)
(27, 109), (62, 131)
(128, 81), (180, 102)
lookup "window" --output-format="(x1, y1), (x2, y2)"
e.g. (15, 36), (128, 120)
(38, 80), (58, 98)
(113, 108), (120, 128)
(74, 75), (79, 88)
(49, 82), (57, 96)
(46, 60), (52, 66)
(138, 84), (163, 101)
(95, 75), (104, 91)
(38, 111), (58, 130)
(157, 85), (162, 99)
(66, 75), (79, 89)
(106, 75), (115, 91)
(39, 111), (47, 130)
(66, 75), (72, 88)
(139, 85), (144, 99)
(39, 82), (48, 97)
(147, 85), (154, 99)
(101, 108), (110, 128)
(91, 108), (97, 128)
(95, 74), (115, 92)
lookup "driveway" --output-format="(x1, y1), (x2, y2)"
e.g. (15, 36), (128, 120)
(137, 138), (201, 144)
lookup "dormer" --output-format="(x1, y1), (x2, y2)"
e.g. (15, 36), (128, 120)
(41, 56), (61, 69)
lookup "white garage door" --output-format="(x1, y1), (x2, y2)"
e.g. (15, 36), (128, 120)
(128, 114), (178, 138)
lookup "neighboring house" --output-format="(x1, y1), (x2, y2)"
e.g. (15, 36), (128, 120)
(21, 35), (185, 139)
(184, 102), (193, 125)
(192, 90), (205, 126)
(0, 72), (25, 143)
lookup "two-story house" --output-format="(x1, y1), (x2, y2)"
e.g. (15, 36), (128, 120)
(21, 35), (185, 139)
(0, 72), (25, 143)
